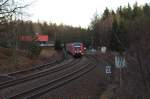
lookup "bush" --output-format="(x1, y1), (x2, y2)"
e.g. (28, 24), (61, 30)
(54, 40), (62, 50)
(0, 41), (8, 48)
(28, 42), (41, 58)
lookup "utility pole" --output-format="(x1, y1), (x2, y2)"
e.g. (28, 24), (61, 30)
(54, 32), (57, 41)
(91, 36), (94, 48)
(12, 20), (18, 65)
(119, 63), (122, 87)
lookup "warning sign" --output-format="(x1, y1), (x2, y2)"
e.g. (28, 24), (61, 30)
(115, 56), (126, 68)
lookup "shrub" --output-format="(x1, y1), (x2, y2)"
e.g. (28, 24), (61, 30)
(54, 40), (62, 50)
(28, 42), (41, 58)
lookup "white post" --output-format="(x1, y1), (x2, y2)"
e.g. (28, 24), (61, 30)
(120, 67), (122, 87)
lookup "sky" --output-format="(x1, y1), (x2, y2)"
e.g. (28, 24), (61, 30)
(26, 0), (150, 28)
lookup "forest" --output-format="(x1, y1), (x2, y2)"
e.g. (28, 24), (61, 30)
(0, 20), (92, 48)
(91, 3), (150, 98)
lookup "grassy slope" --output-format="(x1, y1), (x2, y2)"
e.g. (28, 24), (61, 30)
(0, 47), (57, 73)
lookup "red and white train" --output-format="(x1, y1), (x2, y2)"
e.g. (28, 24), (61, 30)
(66, 42), (85, 57)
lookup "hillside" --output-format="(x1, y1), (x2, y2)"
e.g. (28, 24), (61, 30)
(0, 47), (61, 73)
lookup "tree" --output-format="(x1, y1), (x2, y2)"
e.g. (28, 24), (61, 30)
(109, 17), (128, 52)
(54, 40), (62, 50)
(109, 17), (119, 51)
(0, 0), (28, 22)
(90, 9), (114, 48)
(102, 7), (110, 20)
(0, 0), (29, 47)
(28, 42), (41, 58)
(143, 3), (150, 17)
(132, 2), (143, 18)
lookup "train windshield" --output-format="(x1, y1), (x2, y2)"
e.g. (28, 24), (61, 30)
(74, 46), (81, 48)
(73, 43), (81, 48)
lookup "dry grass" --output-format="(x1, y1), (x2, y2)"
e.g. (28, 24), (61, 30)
(0, 47), (57, 73)
(0, 48), (13, 57)
(0, 53), (9, 59)
(40, 48), (56, 58)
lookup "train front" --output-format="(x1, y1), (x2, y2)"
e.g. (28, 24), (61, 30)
(73, 43), (84, 57)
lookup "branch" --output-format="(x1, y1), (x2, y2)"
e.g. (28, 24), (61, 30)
(114, 32), (126, 50)
(0, 0), (9, 7)
(0, 4), (29, 15)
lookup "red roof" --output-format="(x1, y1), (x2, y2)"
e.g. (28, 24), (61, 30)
(36, 35), (48, 42)
(20, 35), (48, 42)
(20, 36), (32, 41)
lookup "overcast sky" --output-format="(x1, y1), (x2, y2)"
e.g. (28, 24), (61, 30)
(26, 0), (149, 28)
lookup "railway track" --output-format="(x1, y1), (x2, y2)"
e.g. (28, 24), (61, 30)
(0, 58), (82, 98)
(7, 59), (72, 78)
(0, 56), (97, 99)
(0, 59), (79, 89)
(7, 60), (57, 77)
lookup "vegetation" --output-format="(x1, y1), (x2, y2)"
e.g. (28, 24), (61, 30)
(90, 3), (150, 98)
(0, 20), (92, 48)
(90, 3), (150, 51)
(28, 42), (41, 58)
(54, 40), (62, 50)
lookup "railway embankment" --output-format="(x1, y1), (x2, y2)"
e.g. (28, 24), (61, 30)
(0, 48), (63, 82)
(97, 51), (150, 99)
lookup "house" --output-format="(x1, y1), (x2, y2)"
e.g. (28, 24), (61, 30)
(20, 34), (55, 47)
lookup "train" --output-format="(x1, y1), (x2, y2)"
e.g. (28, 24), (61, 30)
(66, 42), (85, 57)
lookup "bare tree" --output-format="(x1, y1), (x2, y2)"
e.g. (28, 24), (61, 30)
(0, 0), (30, 65)
(0, 0), (29, 22)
